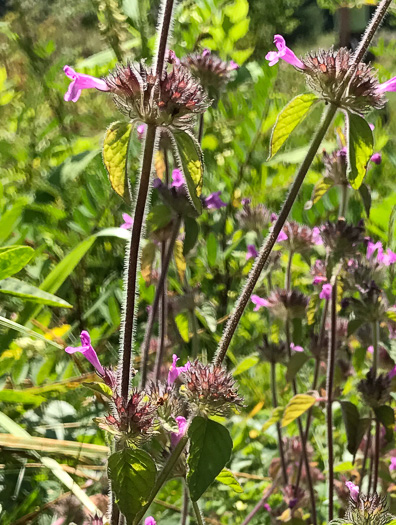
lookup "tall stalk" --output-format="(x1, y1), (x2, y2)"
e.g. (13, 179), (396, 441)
(326, 279), (337, 521)
(214, 0), (393, 366)
(270, 360), (288, 485)
(371, 320), (380, 493)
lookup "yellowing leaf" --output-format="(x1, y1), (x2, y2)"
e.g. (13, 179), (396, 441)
(103, 121), (133, 201)
(216, 469), (243, 493)
(281, 394), (316, 427)
(141, 242), (156, 285)
(269, 94), (318, 159)
(262, 407), (283, 432)
(154, 151), (166, 180)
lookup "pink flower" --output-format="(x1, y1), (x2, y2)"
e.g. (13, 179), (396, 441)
(120, 213), (134, 229)
(319, 283), (332, 300)
(167, 354), (191, 385)
(367, 240), (382, 259)
(348, 258), (358, 270)
(63, 65), (109, 102)
(229, 60), (239, 70)
(369, 123), (375, 131)
(137, 124), (146, 141)
(65, 331), (105, 376)
(377, 247), (396, 266)
(246, 244), (258, 261)
(312, 227), (323, 246)
(263, 503), (271, 512)
(313, 276), (327, 285)
(367, 345), (374, 354)
(251, 294), (270, 311)
(390, 457), (396, 471)
(377, 76), (396, 94)
(389, 365), (396, 379)
(265, 35), (305, 69)
(290, 343), (304, 352)
(370, 152), (382, 165)
(171, 416), (187, 447)
(277, 230), (288, 242)
(345, 481), (359, 501)
(145, 518), (156, 525)
(204, 191), (227, 210)
(171, 169), (185, 188)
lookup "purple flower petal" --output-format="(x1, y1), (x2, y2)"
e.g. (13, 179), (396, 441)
(319, 283), (332, 300)
(277, 230), (288, 242)
(251, 294), (270, 311)
(390, 457), (396, 471)
(265, 35), (305, 70)
(167, 354), (191, 385)
(370, 152), (382, 165)
(145, 518), (156, 525)
(120, 213), (134, 229)
(366, 240), (382, 259)
(65, 330), (105, 376)
(171, 169), (185, 188)
(312, 226), (323, 246)
(263, 504), (271, 512)
(204, 191), (227, 210)
(345, 481), (359, 501)
(63, 65), (109, 102)
(171, 416), (187, 447)
(377, 76), (396, 94)
(290, 342), (304, 352)
(246, 244), (258, 261)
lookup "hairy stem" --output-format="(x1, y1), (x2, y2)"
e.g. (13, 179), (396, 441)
(372, 419), (380, 493)
(359, 421), (372, 492)
(155, 0), (175, 77)
(121, 123), (157, 399)
(339, 183), (348, 218)
(271, 360), (288, 485)
(285, 251), (294, 291)
(181, 480), (189, 525)
(372, 321), (380, 377)
(192, 500), (204, 525)
(198, 114), (204, 144)
(158, 240), (168, 377)
(214, 102), (337, 366)
(140, 216), (182, 387)
(326, 279), (337, 521)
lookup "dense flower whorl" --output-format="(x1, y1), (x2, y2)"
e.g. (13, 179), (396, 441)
(105, 60), (211, 127)
(302, 48), (386, 114)
(357, 369), (391, 408)
(181, 360), (243, 416)
(334, 492), (395, 525)
(280, 221), (319, 253)
(321, 219), (364, 261)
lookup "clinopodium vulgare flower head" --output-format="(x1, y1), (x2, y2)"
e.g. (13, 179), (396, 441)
(321, 219), (364, 261)
(182, 48), (238, 100)
(252, 289), (309, 320)
(103, 390), (156, 444)
(278, 221), (320, 253)
(333, 491), (395, 525)
(303, 47), (385, 114)
(259, 337), (288, 364)
(181, 360), (243, 416)
(357, 369), (391, 409)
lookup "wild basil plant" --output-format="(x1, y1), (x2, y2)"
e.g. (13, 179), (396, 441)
(60, 0), (396, 524)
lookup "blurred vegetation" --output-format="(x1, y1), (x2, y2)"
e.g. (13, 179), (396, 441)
(0, 0), (396, 523)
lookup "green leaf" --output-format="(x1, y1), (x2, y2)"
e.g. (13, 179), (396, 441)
(82, 382), (113, 400)
(0, 246), (34, 280)
(0, 278), (72, 307)
(286, 353), (310, 383)
(175, 312), (189, 342)
(262, 407), (283, 432)
(183, 217), (199, 256)
(188, 416), (233, 501)
(147, 204), (173, 230)
(359, 183), (371, 217)
(0, 200), (27, 244)
(374, 405), (395, 441)
(108, 448), (157, 524)
(174, 240), (186, 283)
(232, 354), (259, 376)
(347, 112), (374, 190)
(305, 177), (333, 210)
(269, 94), (318, 159)
(281, 394), (316, 427)
(171, 129), (204, 215)
(340, 401), (369, 456)
(215, 468), (243, 493)
(103, 121), (133, 202)
(0, 316), (63, 349)
(0, 389), (46, 406)
(207, 232), (218, 268)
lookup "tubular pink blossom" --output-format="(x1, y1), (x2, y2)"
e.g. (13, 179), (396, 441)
(390, 457), (396, 471)
(171, 416), (187, 447)
(120, 213), (134, 229)
(377, 247), (396, 266)
(171, 169), (185, 188)
(251, 294), (270, 311)
(246, 244), (258, 261)
(345, 481), (359, 501)
(377, 76), (396, 94)
(370, 152), (382, 165)
(145, 518), (156, 525)
(366, 240), (382, 259)
(265, 35), (305, 70)
(290, 342), (304, 352)
(312, 226), (323, 245)
(204, 191), (227, 210)
(63, 65), (109, 102)
(65, 331), (105, 376)
(319, 283), (332, 300)
(277, 230), (288, 242)
(263, 503), (271, 512)
(167, 354), (191, 385)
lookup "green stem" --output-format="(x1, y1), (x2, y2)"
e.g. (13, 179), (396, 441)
(155, 0), (175, 77)
(134, 434), (189, 524)
(214, 102), (337, 367)
(285, 251), (294, 291)
(192, 500), (204, 525)
(181, 479), (189, 525)
(121, 124), (157, 399)
(326, 278), (337, 521)
(271, 360), (288, 485)
(372, 321), (380, 377)
(198, 114), (204, 145)
(372, 419), (380, 493)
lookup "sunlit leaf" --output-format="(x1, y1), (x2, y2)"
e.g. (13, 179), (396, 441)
(346, 112), (374, 190)
(215, 468), (243, 493)
(281, 394), (316, 427)
(262, 407), (283, 432)
(232, 354), (259, 376)
(269, 94), (318, 159)
(103, 121), (133, 202)
(174, 240), (186, 283)
(0, 245), (34, 280)
(0, 278), (72, 307)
